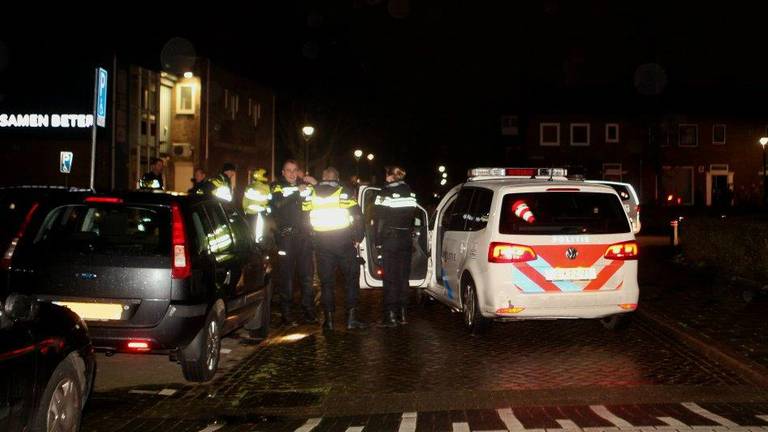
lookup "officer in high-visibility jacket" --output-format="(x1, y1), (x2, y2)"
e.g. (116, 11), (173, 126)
(243, 168), (272, 244)
(302, 167), (366, 331)
(138, 157), (165, 190)
(269, 159), (317, 326)
(201, 163), (237, 201)
(373, 165), (417, 328)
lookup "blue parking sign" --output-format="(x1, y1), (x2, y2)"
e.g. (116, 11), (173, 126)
(96, 68), (108, 127)
(60, 151), (73, 174)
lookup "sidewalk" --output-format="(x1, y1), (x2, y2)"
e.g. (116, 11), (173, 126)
(636, 236), (768, 385)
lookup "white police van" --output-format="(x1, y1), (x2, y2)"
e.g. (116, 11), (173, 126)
(358, 168), (639, 333)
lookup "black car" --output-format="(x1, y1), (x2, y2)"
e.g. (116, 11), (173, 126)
(6, 191), (272, 382)
(0, 292), (95, 432)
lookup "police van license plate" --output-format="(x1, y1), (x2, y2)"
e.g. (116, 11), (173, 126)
(545, 268), (597, 281)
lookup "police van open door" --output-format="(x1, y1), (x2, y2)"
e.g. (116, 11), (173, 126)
(357, 186), (431, 289)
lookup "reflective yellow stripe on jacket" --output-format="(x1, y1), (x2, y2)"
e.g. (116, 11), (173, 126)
(306, 187), (355, 232)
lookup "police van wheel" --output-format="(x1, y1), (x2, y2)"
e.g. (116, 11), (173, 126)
(461, 278), (488, 335)
(600, 313), (632, 330)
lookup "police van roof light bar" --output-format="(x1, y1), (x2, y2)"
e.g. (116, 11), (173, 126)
(468, 167), (568, 178)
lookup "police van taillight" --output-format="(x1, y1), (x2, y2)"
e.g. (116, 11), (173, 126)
(488, 242), (537, 263)
(604, 241), (638, 260)
(1, 202), (39, 271)
(170, 203), (191, 279)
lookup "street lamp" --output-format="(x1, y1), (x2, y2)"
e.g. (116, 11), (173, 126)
(442, 173), (448, 179)
(354, 149), (363, 177)
(761, 137), (768, 205)
(367, 153), (374, 162)
(438, 165), (446, 173)
(302, 125), (315, 173)
(440, 179), (447, 186)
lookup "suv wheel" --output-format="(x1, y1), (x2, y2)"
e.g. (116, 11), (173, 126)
(461, 277), (488, 335)
(180, 307), (222, 382)
(32, 355), (84, 432)
(600, 313), (632, 330)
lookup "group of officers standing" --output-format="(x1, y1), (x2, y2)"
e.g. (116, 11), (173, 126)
(139, 157), (418, 331)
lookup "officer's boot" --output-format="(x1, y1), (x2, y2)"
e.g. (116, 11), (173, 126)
(379, 310), (398, 328)
(397, 306), (408, 325)
(323, 310), (334, 331)
(346, 308), (368, 330)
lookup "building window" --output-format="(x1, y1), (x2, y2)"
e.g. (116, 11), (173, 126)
(539, 123), (560, 146)
(603, 163), (622, 181)
(570, 123), (590, 146)
(679, 124), (698, 147)
(253, 102), (262, 127)
(176, 84), (195, 115)
(606, 123), (620, 143)
(712, 124), (726, 145)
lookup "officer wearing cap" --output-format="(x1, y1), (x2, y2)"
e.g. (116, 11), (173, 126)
(302, 167), (367, 331)
(201, 163), (237, 201)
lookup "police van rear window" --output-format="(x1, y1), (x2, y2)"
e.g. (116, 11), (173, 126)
(29, 204), (170, 256)
(499, 192), (631, 235)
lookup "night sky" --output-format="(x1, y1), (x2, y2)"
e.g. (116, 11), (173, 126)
(3, 1), (768, 196)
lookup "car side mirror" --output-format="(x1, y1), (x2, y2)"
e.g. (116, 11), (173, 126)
(3, 293), (38, 322)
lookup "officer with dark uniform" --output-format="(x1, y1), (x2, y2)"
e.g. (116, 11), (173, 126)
(138, 157), (164, 190)
(269, 159), (317, 326)
(302, 167), (366, 331)
(373, 165), (417, 327)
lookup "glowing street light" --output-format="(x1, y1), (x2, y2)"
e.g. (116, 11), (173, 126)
(442, 173), (448, 179)
(354, 149), (363, 160)
(761, 137), (768, 205)
(302, 125), (315, 138)
(367, 153), (374, 162)
(302, 125), (315, 173)
(183, 71), (194, 79)
(438, 165), (446, 173)
(440, 179), (447, 186)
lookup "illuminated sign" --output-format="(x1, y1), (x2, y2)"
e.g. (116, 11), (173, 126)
(0, 114), (94, 128)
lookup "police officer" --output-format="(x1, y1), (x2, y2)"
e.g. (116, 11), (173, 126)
(188, 168), (207, 194)
(243, 168), (272, 244)
(138, 157), (164, 190)
(202, 163), (237, 201)
(269, 160), (317, 326)
(373, 165), (417, 327)
(303, 167), (366, 331)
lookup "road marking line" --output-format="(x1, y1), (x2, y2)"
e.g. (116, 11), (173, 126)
(682, 402), (740, 428)
(128, 390), (157, 395)
(657, 416), (691, 429)
(452, 422), (470, 432)
(399, 412), (417, 432)
(295, 418), (322, 432)
(197, 423), (225, 432)
(220, 348), (232, 354)
(556, 420), (581, 430)
(756, 415), (768, 423)
(158, 389), (177, 396)
(589, 405), (633, 428)
(345, 427), (365, 432)
(497, 408), (526, 432)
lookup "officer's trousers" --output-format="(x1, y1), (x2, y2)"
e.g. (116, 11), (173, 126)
(314, 232), (360, 312)
(276, 231), (315, 314)
(382, 232), (413, 313)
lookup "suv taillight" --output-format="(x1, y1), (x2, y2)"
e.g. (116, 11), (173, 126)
(604, 241), (638, 260)
(171, 203), (191, 279)
(488, 242), (537, 263)
(1, 202), (39, 270)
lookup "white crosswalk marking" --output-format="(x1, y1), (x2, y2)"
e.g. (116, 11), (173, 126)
(345, 427), (364, 432)
(682, 402), (741, 428)
(197, 424), (225, 432)
(589, 405), (634, 428)
(452, 422), (470, 432)
(658, 416), (692, 429)
(556, 419), (581, 430)
(295, 418), (322, 432)
(497, 408), (526, 432)
(398, 412), (417, 432)
(756, 415), (768, 423)
(158, 389), (177, 396)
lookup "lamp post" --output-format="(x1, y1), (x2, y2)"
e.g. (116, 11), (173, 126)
(761, 137), (768, 205)
(367, 153), (375, 183)
(354, 149), (363, 177)
(301, 125), (314, 173)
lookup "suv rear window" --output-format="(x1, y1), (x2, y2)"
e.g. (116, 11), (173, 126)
(499, 192), (630, 235)
(30, 204), (170, 256)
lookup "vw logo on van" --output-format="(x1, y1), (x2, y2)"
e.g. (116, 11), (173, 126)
(565, 248), (579, 260)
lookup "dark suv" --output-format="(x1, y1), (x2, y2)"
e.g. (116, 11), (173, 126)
(5, 191), (272, 382)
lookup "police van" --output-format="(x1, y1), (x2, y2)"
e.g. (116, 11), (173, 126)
(358, 168), (639, 333)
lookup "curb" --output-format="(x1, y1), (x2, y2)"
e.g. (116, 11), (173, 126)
(637, 306), (768, 387)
